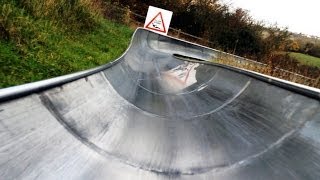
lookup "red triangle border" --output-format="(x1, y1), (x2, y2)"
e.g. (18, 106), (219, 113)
(145, 12), (167, 33)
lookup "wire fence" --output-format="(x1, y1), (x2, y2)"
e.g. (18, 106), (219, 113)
(104, 3), (320, 88)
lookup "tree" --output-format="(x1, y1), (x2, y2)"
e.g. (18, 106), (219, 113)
(115, 0), (290, 59)
(287, 40), (300, 52)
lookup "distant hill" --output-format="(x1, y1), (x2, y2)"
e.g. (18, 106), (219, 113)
(290, 32), (320, 46)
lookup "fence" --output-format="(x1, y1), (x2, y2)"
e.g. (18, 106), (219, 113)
(104, 3), (320, 89)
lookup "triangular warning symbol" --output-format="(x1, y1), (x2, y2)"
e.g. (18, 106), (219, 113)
(145, 12), (167, 33)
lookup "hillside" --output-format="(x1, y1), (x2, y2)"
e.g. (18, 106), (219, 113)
(289, 52), (320, 68)
(0, 0), (133, 88)
(1, 1), (319, 89)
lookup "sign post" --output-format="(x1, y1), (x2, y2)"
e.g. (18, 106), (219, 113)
(144, 6), (173, 35)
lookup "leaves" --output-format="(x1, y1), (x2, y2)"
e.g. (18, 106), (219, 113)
(0, 1), (133, 88)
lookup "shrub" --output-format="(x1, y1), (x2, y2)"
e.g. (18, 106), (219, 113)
(102, 1), (130, 25)
(17, 0), (102, 30)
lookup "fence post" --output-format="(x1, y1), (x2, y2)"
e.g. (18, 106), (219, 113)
(177, 29), (181, 38)
(314, 77), (320, 88)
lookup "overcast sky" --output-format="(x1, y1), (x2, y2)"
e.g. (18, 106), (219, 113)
(220, 0), (320, 37)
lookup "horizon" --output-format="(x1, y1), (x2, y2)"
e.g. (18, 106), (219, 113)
(221, 0), (320, 37)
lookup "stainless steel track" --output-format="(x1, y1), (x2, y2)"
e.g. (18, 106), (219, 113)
(0, 28), (320, 180)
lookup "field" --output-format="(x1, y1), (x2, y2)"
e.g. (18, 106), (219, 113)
(289, 52), (320, 68)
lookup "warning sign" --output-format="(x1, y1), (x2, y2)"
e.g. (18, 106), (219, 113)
(144, 6), (173, 35)
(145, 12), (166, 33)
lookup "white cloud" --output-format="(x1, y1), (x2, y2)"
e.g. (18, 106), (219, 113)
(220, 0), (320, 36)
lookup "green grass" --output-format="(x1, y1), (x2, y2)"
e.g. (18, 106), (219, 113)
(0, 1), (133, 88)
(289, 52), (320, 68)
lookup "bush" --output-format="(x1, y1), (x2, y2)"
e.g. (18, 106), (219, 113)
(102, 1), (130, 25)
(17, 0), (102, 30)
(0, 1), (36, 44)
(265, 53), (320, 79)
(308, 45), (320, 58)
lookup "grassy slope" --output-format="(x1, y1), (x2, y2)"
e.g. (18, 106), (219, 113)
(289, 52), (320, 68)
(0, 2), (133, 88)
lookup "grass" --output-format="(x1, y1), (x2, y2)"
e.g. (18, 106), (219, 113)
(0, 1), (133, 88)
(289, 52), (320, 68)
(1, 1), (318, 90)
(213, 56), (320, 89)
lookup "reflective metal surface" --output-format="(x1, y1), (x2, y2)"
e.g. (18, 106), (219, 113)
(0, 28), (320, 180)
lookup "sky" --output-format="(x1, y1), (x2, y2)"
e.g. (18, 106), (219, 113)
(220, 0), (320, 37)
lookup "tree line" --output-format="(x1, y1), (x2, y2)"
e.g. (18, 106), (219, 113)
(108, 0), (290, 60)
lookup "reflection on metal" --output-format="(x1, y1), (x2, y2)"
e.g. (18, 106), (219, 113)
(161, 62), (199, 93)
(0, 28), (320, 180)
